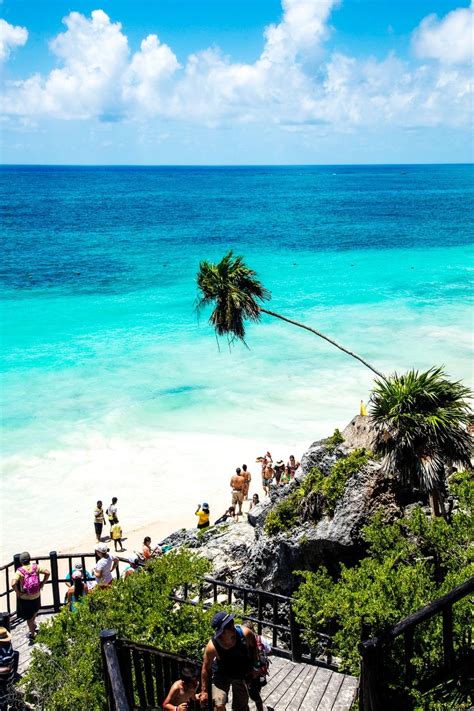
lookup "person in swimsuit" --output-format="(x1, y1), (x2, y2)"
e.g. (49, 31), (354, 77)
(200, 612), (258, 711)
(262, 463), (274, 495)
(286, 455), (300, 480)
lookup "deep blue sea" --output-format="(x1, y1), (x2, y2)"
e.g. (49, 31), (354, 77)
(1, 164), (473, 557)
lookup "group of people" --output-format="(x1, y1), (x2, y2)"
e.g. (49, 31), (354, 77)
(163, 612), (271, 711)
(194, 452), (300, 531)
(94, 497), (125, 551)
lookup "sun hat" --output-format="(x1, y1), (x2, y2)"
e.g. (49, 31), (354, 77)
(211, 612), (235, 638)
(128, 554), (139, 565)
(74, 563), (83, 570)
(0, 627), (12, 643)
(95, 543), (109, 553)
(276, 460), (284, 466)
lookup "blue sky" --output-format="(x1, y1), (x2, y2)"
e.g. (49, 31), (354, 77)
(0, 0), (472, 164)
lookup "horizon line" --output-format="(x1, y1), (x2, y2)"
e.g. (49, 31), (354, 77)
(1, 161), (473, 168)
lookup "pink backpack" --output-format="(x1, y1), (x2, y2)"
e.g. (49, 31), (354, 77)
(19, 564), (41, 595)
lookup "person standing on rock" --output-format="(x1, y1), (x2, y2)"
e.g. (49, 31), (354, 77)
(286, 455), (300, 480)
(230, 468), (245, 516)
(273, 460), (285, 486)
(200, 612), (258, 711)
(241, 464), (251, 500)
(262, 462), (274, 495)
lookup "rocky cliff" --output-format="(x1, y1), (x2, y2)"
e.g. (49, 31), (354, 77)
(161, 416), (426, 595)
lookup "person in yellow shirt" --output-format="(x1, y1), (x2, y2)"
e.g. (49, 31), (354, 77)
(111, 520), (124, 552)
(195, 502), (210, 529)
(360, 400), (368, 416)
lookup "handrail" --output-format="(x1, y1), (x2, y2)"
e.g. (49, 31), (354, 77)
(384, 577), (474, 640)
(359, 576), (474, 711)
(100, 630), (131, 711)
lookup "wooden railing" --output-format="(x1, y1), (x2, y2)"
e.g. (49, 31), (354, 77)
(358, 576), (474, 711)
(100, 630), (205, 711)
(171, 576), (334, 668)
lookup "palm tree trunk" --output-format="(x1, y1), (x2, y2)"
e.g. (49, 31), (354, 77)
(260, 307), (386, 380)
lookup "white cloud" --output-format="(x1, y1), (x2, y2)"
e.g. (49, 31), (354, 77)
(412, 2), (474, 65)
(0, 18), (28, 61)
(0, 1), (472, 133)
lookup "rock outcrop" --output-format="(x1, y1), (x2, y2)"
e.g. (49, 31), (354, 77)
(162, 417), (425, 596)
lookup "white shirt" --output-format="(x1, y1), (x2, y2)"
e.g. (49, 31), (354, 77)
(95, 555), (114, 586)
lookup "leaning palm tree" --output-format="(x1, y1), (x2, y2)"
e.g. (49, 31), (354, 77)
(370, 367), (472, 517)
(196, 251), (384, 378)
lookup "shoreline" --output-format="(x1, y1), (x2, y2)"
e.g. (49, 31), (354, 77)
(2, 430), (309, 562)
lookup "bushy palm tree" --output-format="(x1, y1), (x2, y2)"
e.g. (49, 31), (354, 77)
(370, 367), (472, 516)
(196, 251), (384, 378)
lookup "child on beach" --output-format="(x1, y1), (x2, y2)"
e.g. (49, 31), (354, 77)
(111, 519), (124, 552)
(162, 664), (200, 710)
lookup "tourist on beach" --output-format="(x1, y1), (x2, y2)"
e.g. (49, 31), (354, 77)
(94, 500), (106, 542)
(280, 467), (291, 485)
(93, 544), (117, 589)
(122, 554), (141, 578)
(249, 494), (260, 510)
(230, 468), (245, 515)
(11, 552), (50, 641)
(66, 571), (88, 612)
(106, 497), (118, 528)
(195, 503), (210, 529)
(286, 455), (300, 480)
(214, 506), (235, 525)
(162, 663), (200, 710)
(241, 464), (251, 500)
(200, 612), (258, 711)
(273, 460), (285, 486)
(0, 626), (16, 711)
(111, 519), (125, 552)
(262, 463), (274, 495)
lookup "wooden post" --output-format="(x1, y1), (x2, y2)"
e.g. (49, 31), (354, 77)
(0, 612), (10, 630)
(442, 604), (454, 670)
(358, 625), (384, 711)
(289, 602), (302, 663)
(49, 551), (61, 613)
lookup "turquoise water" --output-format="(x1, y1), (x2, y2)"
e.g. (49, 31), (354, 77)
(1, 165), (473, 556)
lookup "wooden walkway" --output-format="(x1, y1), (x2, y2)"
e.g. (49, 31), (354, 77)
(240, 656), (358, 710)
(10, 610), (54, 677)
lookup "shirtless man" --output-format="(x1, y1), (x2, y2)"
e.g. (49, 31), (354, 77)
(241, 464), (251, 500)
(230, 468), (246, 515)
(163, 664), (200, 710)
(262, 462), (274, 495)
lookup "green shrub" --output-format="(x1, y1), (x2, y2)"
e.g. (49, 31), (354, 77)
(293, 492), (473, 708)
(264, 492), (301, 535)
(264, 449), (373, 535)
(23, 550), (213, 710)
(324, 428), (345, 452)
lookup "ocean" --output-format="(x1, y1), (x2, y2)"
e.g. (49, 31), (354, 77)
(1, 164), (473, 559)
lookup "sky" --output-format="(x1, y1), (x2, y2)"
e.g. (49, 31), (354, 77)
(0, 0), (472, 164)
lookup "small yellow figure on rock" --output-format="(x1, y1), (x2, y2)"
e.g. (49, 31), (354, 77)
(360, 400), (368, 417)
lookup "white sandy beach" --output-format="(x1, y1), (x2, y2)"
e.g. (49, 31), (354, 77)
(1, 430), (310, 562)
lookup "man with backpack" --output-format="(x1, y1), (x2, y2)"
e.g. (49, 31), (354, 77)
(200, 612), (259, 711)
(12, 551), (50, 641)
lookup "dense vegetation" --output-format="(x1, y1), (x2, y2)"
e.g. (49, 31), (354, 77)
(23, 550), (213, 710)
(264, 448), (372, 535)
(293, 469), (474, 709)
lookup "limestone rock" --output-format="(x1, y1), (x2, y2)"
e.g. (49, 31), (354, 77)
(342, 414), (376, 451)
